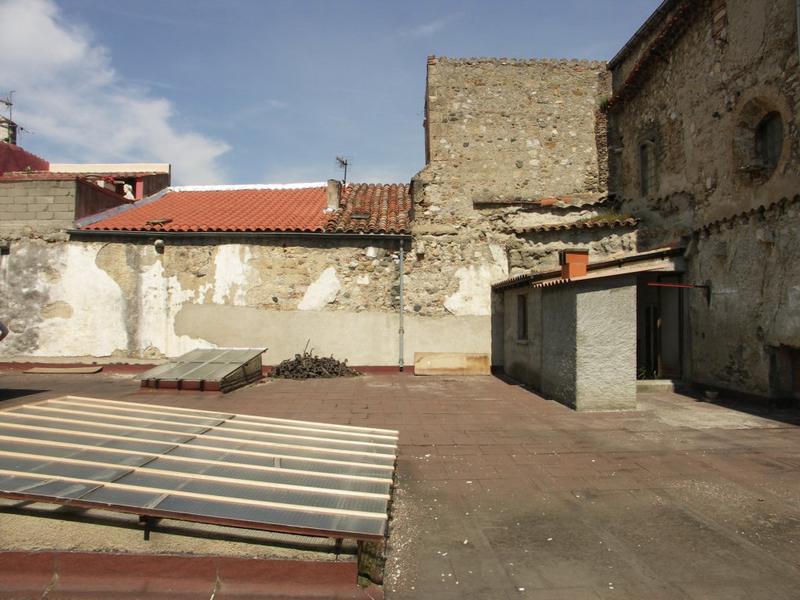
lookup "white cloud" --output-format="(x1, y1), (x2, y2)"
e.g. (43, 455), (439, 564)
(0, 0), (230, 184)
(403, 14), (462, 38)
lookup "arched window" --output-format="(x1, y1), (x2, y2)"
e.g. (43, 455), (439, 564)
(755, 112), (783, 170)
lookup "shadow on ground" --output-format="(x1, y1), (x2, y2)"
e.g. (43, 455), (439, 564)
(0, 388), (48, 403)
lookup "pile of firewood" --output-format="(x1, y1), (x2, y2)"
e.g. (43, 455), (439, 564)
(270, 345), (360, 379)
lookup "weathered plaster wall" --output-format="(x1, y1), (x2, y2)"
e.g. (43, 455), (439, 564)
(608, 0), (800, 397)
(540, 286), (578, 406)
(574, 277), (637, 410)
(0, 237), (489, 364)
(687, 197), (800, 396)
(501, 288), (543, 388)
(501, 277), (637, 410)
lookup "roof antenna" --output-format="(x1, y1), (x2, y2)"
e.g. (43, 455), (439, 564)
(335, 156), (349, 185)
(0, 91), (14, 121)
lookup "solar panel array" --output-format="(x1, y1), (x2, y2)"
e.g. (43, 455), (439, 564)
(0, 396), (398, 540)
(139, 348), (267, 392)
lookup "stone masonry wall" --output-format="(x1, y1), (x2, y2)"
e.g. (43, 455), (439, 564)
(409, 57), (634, 336)
(608, 0), (800, 244)
(608, 0), (800, 396)
(0, 180), (75, 237)
(422, 57), (610, 207)
(686, 196), (800, 396)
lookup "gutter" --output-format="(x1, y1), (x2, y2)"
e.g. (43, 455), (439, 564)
(67, 229), (412, 242)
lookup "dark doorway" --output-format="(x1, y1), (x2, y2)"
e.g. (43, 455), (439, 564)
(637, 273), (683, 379)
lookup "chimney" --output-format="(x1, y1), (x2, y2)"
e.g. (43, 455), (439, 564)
(326, 179), (341, 211)
(559, 249), (589, 279)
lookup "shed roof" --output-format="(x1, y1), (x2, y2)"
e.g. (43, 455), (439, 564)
(492, 247), (685, 292)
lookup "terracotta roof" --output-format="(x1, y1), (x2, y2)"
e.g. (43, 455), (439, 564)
(326, 183), (411, 234)
(516, 217), (638, 234)
(82, 182), (412, 235)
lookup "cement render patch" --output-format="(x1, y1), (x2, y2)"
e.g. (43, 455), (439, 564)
(0, 371), (799, 599)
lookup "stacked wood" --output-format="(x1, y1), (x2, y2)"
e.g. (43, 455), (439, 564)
(271, 349), (360, 379)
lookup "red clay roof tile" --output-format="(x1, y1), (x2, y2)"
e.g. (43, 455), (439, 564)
(82, 183), (412, 235)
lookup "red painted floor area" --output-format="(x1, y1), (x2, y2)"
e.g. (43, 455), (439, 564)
(0, 552), (380, 599)
(1, 371), (800, 599)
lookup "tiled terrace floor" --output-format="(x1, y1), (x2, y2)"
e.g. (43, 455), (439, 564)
(0, 369), (799, 599)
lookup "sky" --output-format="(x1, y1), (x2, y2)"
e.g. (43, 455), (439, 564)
(0, 0), (661, 186)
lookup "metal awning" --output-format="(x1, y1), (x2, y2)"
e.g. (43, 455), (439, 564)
(0, 396), (398, 541)
(140, 348), (266, 392)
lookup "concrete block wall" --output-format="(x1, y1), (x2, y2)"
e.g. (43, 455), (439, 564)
(0, 180), (76, 235)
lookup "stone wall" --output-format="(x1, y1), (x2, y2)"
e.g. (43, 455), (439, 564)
(0, 236), (489, 365)
(686, 196), (800, 396)
(410, 56), (636, 364)
(607, 0), (800, 397)
(608, 0), (800, 243)
(0, 180), (76, 236)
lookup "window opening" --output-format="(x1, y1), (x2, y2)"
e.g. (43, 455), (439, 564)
(639, 141), (655, 196)
(755, 112), (783, 170)
(517, 294), (528, 341)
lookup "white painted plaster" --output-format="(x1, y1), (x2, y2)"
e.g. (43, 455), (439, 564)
(444, 247), (509, 317)
(444, 265), (500, 316)
(298, 267), (341, 311)
(212, 245), (252, 306)
(33, 244), (128, 357)
(489, 244), (509, 277)
(137, 259), (216, 357)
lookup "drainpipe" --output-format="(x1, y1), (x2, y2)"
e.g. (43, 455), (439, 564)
(398, 241), (405, 372)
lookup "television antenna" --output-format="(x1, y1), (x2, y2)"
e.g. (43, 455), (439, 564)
(335, 155), (349, 184)
(0, 91), (14, 121)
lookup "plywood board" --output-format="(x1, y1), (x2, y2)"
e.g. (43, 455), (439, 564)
(413, 352), (491, 376)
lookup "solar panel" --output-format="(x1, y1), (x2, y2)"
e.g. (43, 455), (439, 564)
(139, 348), (267, 392)
(0, 396), (398, 540)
